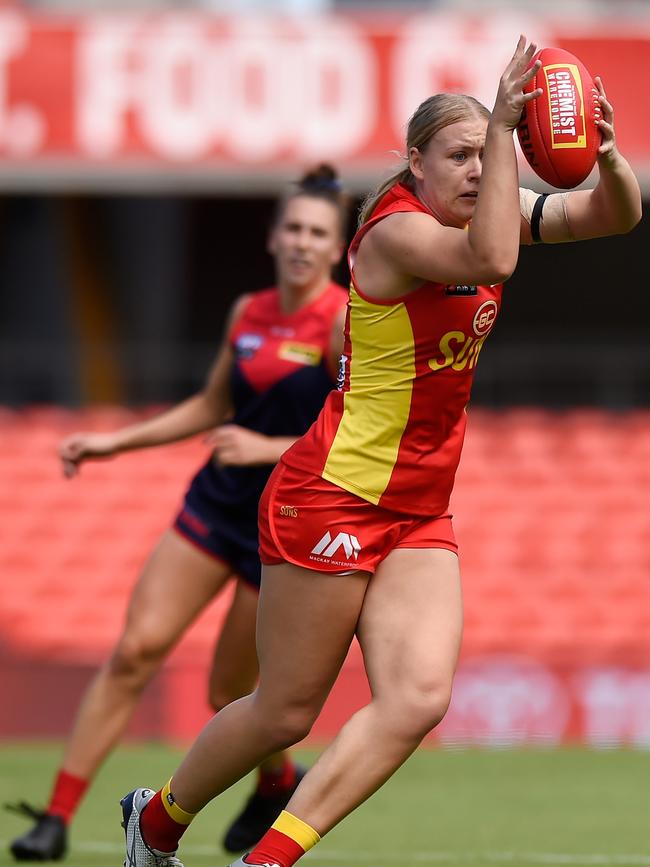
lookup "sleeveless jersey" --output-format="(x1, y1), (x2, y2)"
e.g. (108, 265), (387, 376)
(193, 282), (347, 511)
(281, 183), (503, 517)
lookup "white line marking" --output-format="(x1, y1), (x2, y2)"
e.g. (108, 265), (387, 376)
(3, 841), (647, 865)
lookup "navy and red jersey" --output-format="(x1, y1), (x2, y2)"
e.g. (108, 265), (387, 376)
(281, 183), (504, 517)
(185, 282), (347, 515)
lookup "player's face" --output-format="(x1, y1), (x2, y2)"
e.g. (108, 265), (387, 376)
(268, 196), (344, 291)
(409, 117), (488, 228)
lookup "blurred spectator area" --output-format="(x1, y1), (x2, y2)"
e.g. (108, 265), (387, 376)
(1, 405), (648, 665)
(1, 406), (649, 744)
(1, 192), (648, 408)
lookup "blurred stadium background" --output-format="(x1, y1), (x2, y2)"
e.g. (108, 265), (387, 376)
(1, 0), (649, 807)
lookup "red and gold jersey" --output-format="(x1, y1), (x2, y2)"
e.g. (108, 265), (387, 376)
(189, 282), (347, 513)
(282, 183), (503, 517)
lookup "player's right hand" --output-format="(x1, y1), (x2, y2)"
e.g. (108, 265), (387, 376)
(492, 35), (542, 131)
(59, 432), (119, 478)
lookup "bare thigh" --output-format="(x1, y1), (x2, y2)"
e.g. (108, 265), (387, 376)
(208, 579), (260, 708)
(254, 561), (371, 723)
(118, 529), (235, 657)
(168, 561), (372, 809)
(358, 547), (463, 726)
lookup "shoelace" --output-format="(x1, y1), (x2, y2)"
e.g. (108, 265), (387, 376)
(4, 802), (47, 821)
(154, 857), (184, 867)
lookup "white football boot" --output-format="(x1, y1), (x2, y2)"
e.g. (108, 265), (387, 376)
(120, 787), (184, 867)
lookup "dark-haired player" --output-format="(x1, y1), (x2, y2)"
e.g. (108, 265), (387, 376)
(7, 165), (350, 861)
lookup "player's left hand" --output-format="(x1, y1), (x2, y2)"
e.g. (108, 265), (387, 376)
(594, 77), (617, 162)
(206, 423), (272, 466)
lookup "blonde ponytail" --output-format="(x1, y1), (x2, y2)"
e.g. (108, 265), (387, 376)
(358, 165), (412, 227)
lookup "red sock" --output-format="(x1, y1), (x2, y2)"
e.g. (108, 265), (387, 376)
(140, 790), (190, 854)
(257, 761), (297, 796)
(246, 828), (305, 867)
(47, 770), (89, 824)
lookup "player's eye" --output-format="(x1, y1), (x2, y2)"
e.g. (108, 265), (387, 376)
(452, 152), (467, 163)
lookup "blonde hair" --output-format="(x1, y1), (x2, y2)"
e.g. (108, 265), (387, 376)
(358, 93), (491, 226)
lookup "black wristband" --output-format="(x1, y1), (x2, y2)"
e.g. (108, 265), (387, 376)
(531, 193), (549, 243)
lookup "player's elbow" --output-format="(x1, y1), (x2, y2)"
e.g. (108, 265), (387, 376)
(200, 389), (228, 425)
(468, 242), (519, 284)
(477, 253), (518, 285)
(488, 263), (517, 284)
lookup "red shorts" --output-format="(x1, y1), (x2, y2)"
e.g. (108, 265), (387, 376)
(258, 460), (457, 575)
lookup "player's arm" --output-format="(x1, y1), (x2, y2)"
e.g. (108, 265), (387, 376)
(60, 295), (251, 477)
(361, 40), (542, 289)
(208, 299), (348, 468)
(370, 120), (526, 287)
(207, 425), (298, 467)
(519, 79), (642, 245)
(362, 210), (514, 294)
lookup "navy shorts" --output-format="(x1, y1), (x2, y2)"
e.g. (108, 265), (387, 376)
(173, 475), (261, 591)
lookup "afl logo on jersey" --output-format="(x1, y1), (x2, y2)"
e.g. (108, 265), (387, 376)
(445, 284), (478, 296)
(472, 301), (498, 336)
(235, 333), (264, 360)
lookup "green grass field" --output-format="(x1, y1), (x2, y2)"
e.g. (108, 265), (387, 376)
(1, 743), (648, 867)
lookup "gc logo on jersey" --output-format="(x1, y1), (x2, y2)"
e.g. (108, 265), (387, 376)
(235, 333), (264, 360)
(428, 300), (499, 373)
(473, 300), (498, 336)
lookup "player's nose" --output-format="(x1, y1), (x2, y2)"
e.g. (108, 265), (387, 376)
(467, 155), (482, 178)
(295, 228), (312, 248)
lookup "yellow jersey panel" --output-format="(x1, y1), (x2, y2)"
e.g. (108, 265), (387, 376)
(322, 287), (415, 503)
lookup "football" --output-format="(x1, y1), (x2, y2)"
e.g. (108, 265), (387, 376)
(517, 47), (602, 188)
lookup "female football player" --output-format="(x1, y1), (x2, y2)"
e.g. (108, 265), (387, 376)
(118, 37), (641, 867)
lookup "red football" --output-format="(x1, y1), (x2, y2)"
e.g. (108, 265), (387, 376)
(516, 47), (602, 188)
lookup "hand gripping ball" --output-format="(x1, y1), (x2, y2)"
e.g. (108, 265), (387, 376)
(517, 47), (602, 188)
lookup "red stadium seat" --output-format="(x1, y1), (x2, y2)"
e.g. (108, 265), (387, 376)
(1, 406), (649, 669)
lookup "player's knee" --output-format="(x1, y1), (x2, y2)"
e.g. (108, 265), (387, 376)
(393, 681), (453, 740)
(270, 707), (316, 749)
(108, 634), (167, 685)
(254, 695), (319, 749)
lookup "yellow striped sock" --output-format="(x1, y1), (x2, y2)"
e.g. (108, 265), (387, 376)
(160, 780), (196, 826)
(271, 810), (321, 852)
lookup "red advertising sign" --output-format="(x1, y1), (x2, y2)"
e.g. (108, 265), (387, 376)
(0, 10), (648, 189)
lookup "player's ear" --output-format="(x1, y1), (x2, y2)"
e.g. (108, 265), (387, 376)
(409, 147), (425, 181)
